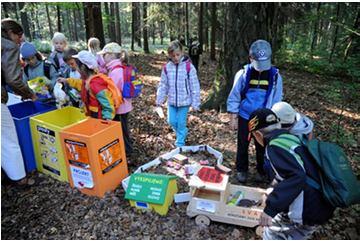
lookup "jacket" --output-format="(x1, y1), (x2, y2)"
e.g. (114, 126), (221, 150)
(156, 56), (201, 110)
(227, 64), (283, 120)
(49, 50), (69, 77)
(105, 59), (133, 114)
(22, 60), (59, 90)
(264, 129), (335, 226)
(1, 37), (34, 104)
(67, 76), (115, 120)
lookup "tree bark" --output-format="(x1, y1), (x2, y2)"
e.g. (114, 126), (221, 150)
(66, 9), (73, 41)
(143, 2), (150, 53)
(135, 3), (142, 47)
(185, 3), (190, 46)
(2, 3), (10, 18)
(204, 3), (209, 51)
(343, 7), (360, 62)
(83, 3), (105, 48)
(160, 20), (164, 45)
(56, 5), (62, 32)
(329, 3), (341, 63)
(131, 3), (136, 51)
(115, 2), (121, 45)
(72, 8), (78, 42)
(198, 3), (204, 48)
(45, 4), (53, 37)
(110, 3), (116, 42)
(152, 22), (156, 45)
(310, 3), (321, 54)
(210, 3), (217, 61)
(15, 3), (20, 22)
(104, 3), (111, 41)
(34, 4), (42, 38)
(18, 2), (31, 41)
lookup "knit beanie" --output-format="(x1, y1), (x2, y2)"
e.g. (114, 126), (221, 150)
(20, 42), (37, 59)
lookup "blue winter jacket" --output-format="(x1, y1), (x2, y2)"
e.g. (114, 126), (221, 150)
(264, 129), (335, 226)
(227, 64), (283, 120)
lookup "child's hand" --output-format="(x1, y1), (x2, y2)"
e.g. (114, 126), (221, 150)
(229, 114), (238, 130)
(57, 77), (67, 83)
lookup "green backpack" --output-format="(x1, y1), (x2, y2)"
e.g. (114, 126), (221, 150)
(269, 134), (360, 208)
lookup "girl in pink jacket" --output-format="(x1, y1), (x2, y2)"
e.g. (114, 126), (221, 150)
(98, 42), (133, 156)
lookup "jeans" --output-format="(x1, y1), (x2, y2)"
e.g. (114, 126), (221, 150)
(167, 105), (190, 147)
(236, 116), (265, 174)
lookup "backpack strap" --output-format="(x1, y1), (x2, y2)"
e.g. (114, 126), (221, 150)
(163, 63), (168, 77)
(263, 66), (278, 106)
(24, 65), (29, 78)
(186, 60), (191, 80)
(43, 60), (54, 80)
(269, 134), (321, 190)
(240, 65), (252, 101)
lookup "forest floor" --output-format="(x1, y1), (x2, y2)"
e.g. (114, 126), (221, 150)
(2, 52), (359, 240)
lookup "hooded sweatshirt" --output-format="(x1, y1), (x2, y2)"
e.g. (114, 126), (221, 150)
(156, 56), (201, 110)
(290, 114), (314, 139)
(105, 59), (133, 114)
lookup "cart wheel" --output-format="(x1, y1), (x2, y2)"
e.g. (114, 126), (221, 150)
(195, 215), (211, 226)
(255, 226), (264, 237)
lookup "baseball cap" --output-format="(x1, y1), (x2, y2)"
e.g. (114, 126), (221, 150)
(20, 42), (37, 59)
(72, 50), (98, 70)
(271, 102), (300, 127)
(97, 42), (122, 55)
(249, 40), (272, 71)
(248, 108), (279, 140)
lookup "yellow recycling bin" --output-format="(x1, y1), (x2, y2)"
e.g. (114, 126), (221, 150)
(30, 106), (87, 182)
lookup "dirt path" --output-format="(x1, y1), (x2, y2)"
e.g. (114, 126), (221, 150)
(2, 53), (359, 239)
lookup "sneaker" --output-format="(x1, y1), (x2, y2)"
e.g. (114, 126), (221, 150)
(236, 172), (248, 183)
(255, 173), (270, 183)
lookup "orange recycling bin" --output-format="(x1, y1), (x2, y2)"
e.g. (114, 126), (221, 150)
(60, 118), (129, 197)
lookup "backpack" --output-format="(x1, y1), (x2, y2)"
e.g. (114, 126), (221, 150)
(270, 133), (360, 208)
(163, 60), (191, 81)
(24, 60), (53, 80)
(240, 65), (279, 107)
(89, 73), (123, 109)
(112, 64), (143, 98)
(190, 43), (200, 56)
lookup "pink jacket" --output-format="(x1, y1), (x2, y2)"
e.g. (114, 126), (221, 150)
(97, 54), (108, 74)
(106, 59), (133, 114)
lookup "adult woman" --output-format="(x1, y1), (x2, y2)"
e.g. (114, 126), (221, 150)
(1, 19), (36, 184)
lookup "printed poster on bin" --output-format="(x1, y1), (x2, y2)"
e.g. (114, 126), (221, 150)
(37, 126), (60, 176)
(98, 139), (122, 174)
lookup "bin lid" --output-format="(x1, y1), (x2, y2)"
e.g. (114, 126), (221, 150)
(125, 173), (177, 205)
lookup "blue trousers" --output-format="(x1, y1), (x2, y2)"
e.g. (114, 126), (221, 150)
(167, 105), (190, 147)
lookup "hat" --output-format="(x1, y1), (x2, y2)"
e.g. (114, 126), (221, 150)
(248, 108), (279, 137)
(72, 50), (98, 70)
(97, 42), (122, 55)
(20, 42), (37, 59)
(271, 102), (300, 126)
(249, 40), (272, 71)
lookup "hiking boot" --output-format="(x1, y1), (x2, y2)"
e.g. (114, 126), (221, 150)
(255, 173), (270, 183)
(236, 172), (248, 183)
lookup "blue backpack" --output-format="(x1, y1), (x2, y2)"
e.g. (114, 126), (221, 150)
(270, 134), (360, 208)
(112, 64), (143, 98)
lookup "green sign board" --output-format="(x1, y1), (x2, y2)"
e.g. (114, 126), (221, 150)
(125, 173), (177, 205)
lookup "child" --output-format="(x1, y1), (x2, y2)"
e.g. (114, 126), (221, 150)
(271, 101), (314, 141)
(227, 39), (283, 183)
(98, 42), (133, 155)
(58, 50), (118, 120)
(49, 32), (69, 77)
(248, 108), (334, 240)
(156, 40), (201, 147)
(88, 37), (107, 74)
(20, 41), (58, 92)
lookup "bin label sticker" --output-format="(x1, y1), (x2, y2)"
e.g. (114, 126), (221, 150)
(98, 139), (122, 174)
(64, 139), (90, 168)
(70, 165), (94, 189)
(196, 200), (216, 213)
(37, 125), (59, 175)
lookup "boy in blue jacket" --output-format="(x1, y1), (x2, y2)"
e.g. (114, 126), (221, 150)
(227, 40), (283, 183)
(248, 108), (334, 240)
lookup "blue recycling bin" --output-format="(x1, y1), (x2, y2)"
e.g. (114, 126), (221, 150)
(8, 101), (57, 173)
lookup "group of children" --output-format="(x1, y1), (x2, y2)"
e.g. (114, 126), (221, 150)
(19, 33), (134, 155)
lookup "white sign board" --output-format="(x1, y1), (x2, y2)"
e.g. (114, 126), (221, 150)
(70, 165), (94, 189)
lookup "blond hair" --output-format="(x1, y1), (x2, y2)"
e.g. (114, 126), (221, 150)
(52, 32), (67, 45)
(88, 37), (101, 56)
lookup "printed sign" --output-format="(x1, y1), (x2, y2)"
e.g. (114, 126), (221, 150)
(98, 139), (122, 174)
(70, 165), (94, 189)
(37, 125), (60, 176)
(125, 173), (177, 205)
(196, 200), (216, 213)
(197, 167), (223, 183)
(64, 139), (90, 168)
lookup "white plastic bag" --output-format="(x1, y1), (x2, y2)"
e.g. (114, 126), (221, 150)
(53, 82), (68, 108)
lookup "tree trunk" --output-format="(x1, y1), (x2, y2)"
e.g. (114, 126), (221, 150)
(2, 3), (10, 18)
(329, 3), (341, 63)
(136, 3), (142, 47)
(343, 7), (360, 62)
(110, 3), (116, 42)
(115, 2), (121, 45)
(14, 3), (20, 22)
(66, 9), (73, 41)
(185, 2), (190, 46)
(152, 22), (156, 45)
(143, 2), (150, 53)
(198, 3), (204, 49)
(210, 3), (217, 61)
(131, 3), (136, 51)
(29, 9), (36, 40)
(18, 2), (31, 41)
(45, 4), (53, 37)
(310, 3), (321, 54)
(34, 4), (42, 38)
(160, 21), (164, 45)
(203, 3), (277, 111)
(56, 5), (62, 32)
(104, 3), (111, 41)
(72, 8), (78, 41)
(83, 3), (105, 48)
(204, 3), (209, 51)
